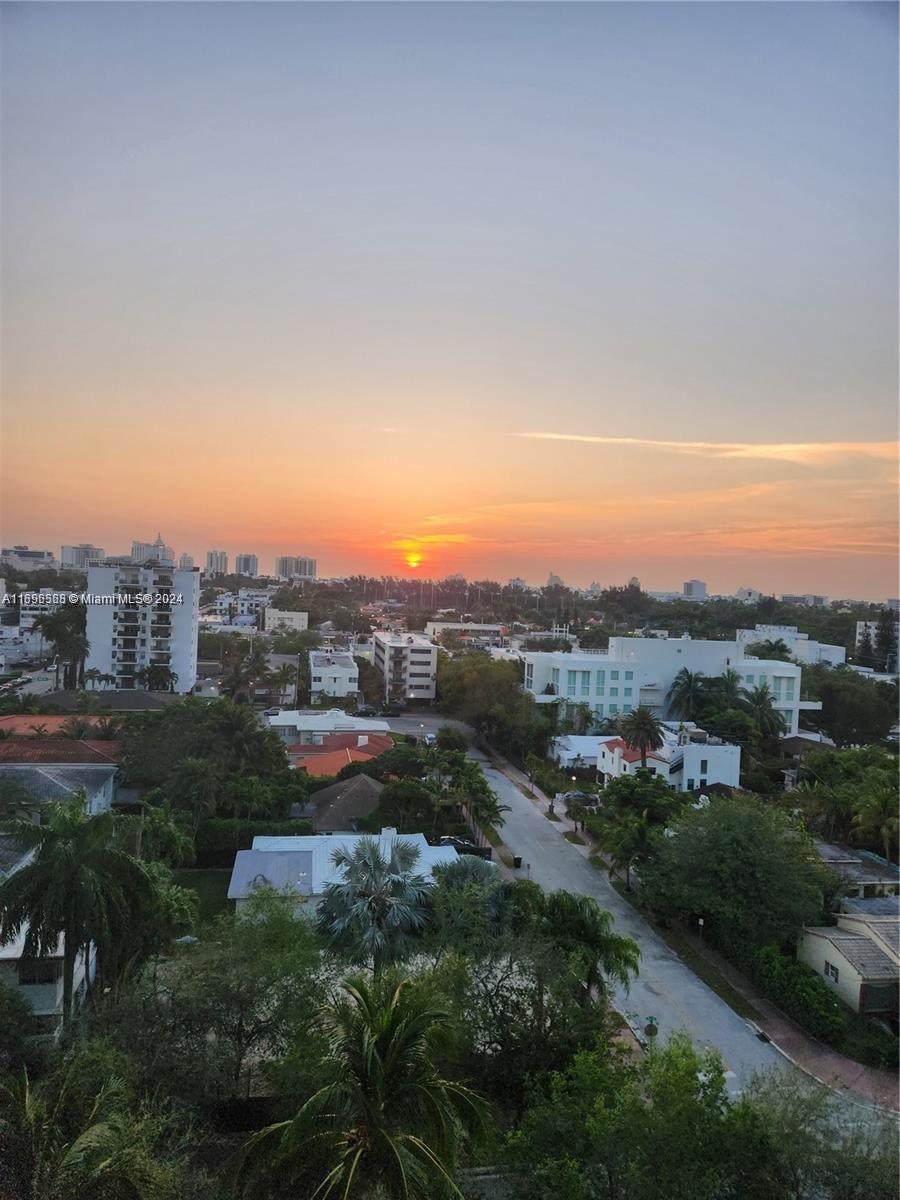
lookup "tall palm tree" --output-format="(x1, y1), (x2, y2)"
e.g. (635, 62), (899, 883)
(541, 890), (640, 998)
(0, 1064), (172, 1200)
(165, 755), (223, 834)
(716, 668), (744, 709)
(852, 785), (899, 864)
(83, 667), (102, 691)
(316, 837), (432, 973)
(227, 973), (488, 1199)
(620, 706), (665, 768)
(116, 800), (194, 866)
(740, 682), (786, 744)
(270, 662), (298, 704)
(0, 797), (153, 1026)
(93, 715), (123, 740)
(666, 668), (705, 720)
(592, 810), (656, 891)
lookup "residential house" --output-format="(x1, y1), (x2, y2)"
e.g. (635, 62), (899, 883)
(265, 708), (390, 745)
(797, 915), (898, 1016)
(227, 828), (457, 914)
(596, 722), (741, 792)
(289, 732), (393, 776)
(309, 651), (359, 701)
(735, 624), (846, 667)
(306, 774), (384, 832)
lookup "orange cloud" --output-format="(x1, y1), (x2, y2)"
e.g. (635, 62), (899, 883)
(514, 432), (898, 466)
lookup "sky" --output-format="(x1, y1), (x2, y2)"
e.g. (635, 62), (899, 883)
(1, 2), (897, 597)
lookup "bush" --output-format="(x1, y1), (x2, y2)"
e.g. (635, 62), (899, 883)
(195, 818), (313, 866)
(752, 946), (847, 1044)
(435, 725), (468, 752)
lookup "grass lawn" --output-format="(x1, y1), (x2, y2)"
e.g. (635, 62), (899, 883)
(610, 879), (761, 1022)
(564, 831), (586, 845)
(173, 868), (231, 922)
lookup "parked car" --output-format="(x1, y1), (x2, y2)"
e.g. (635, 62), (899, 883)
(437, 835), (493, 861)
(355, 704), (378, 717)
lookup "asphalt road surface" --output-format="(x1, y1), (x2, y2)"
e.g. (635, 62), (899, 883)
(472, 751), (785, 1098)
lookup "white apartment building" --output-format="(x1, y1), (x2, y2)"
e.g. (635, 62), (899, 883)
(523, 636), (816, 737)
(179, 553), (194, 570)
(596, 722), (741, 792)
(683, 580), (708, 600)
(206, 550), (228, 575)
(215, 587), (276, 618)
(0, 546), (57, 571)
(61, 544), (105, 569)
(372, 631), (437, 702)
(855, 619), (899, 650)
(235, 554), (259, 577)
(781, 594), (828, 608)
(263, 607), (309, 633)
(131, 535), (174, 565)
(309, 651), (359, 700)
(18, 588), (65, 632)
(275, 555), (316, 580)
(735, 624), (846, 667)
(84, 562), (200, 692)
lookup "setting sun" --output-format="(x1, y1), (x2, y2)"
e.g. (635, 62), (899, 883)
(405, 553), (423, 569)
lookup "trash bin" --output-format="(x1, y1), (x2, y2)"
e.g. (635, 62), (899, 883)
(512, 855), (523, 869)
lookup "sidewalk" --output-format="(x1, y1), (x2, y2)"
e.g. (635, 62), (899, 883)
(486, 751), (900, 1113)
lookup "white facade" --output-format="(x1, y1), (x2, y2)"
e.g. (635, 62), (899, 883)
(18, 588), (65, 632)
(206, 549), (228, 575)
(235, 554), (259, 577)
(735, 624), (846, 667)
(523, 636), (814, 737)
(263, 607), (309, 633)
(735, 587), (763, 604)
(683, 580), (708, 600)
(309, 651), (359, 700)
(372, 631), (437, 702)
(61, 544), (105, 568)
(131, 535), (174, 565)
(215, 588), (276, 618)
(855, 619), (899, 650)
(275, 555), (316, 580)
(178, 553), (194, 570)
(84, 563), (200, 692)
(0, 546), (57, 571)
(781, 594), (828, 607)
(596, 722), (741, 792)
(265, 708), (390, 744)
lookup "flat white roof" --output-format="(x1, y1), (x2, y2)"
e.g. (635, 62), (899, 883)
(265, 709), (390, 733)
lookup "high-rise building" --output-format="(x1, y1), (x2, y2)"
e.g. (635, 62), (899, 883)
(0, 546), (57, 570)
(235, 554), (259, 577)
(132, 534), (174, 565)
(61, 544), (105, 569)
(547, 572), (564, 587)
(178, 553), (194, 570)
(206, 550), (228, 575)
(683, 579), (708, 600)
(274, 555), (316, 580)
(85, 561), (200, 692)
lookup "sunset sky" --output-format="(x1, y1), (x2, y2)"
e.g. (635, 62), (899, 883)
(1, 3), (897, 596)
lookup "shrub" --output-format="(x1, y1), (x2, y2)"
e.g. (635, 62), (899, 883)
(752, 946), (847, 1044)
(195, 818), (313, 867)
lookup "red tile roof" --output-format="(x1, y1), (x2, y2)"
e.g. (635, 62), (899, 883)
(291, 747), (378, 777)
(599, 737), (667, 765)
(0, 740), (120, 765)
(0, 715), (105, 736)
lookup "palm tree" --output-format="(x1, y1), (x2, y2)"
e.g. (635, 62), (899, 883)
(28, 722), (49, 739)
(0, 777), (36, 822)
(0, 1064), (172, 1200)
(60, 716), (94, 740)
(541, 890), (640, 999)
(116, 800), (194, 865)
(593, 810), (656, 891)
(740, 682), (786, 744)
(100, 672), (117, 689)
(666, 668), (705, 720)
(270, 662), (298, 704)
(83, 667), (102, 691)
(852, 785), (899, 863)
(93, 715), (123, 740)
(716, 668), (744, 709)
(0, 797), (153, 1027)
(316, 837), (432, 973)
(227, 973), (488, 1200)
(620, 706), (665, 768)
(754, 638), (791, 661)
(165, 755), (223, 834)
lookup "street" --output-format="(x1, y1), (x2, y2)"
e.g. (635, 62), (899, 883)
(470, 749), (786, 1098)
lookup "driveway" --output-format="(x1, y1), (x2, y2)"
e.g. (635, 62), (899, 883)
(473, 752), (785, 1098)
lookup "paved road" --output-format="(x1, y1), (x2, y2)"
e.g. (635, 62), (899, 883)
(473, 753), (785, 1098)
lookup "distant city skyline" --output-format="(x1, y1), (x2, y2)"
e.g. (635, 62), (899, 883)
(2, 4), (896, 598)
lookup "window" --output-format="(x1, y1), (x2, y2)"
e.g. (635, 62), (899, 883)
(596, 670), (605, 685)
(551, 667), (560, 686)
(625, 671), (633, 680)
(610, 670), (619, 680)
(609, 687), (618, 697)
(609, 703), (618, 715)
(687, 778), (695, 790)
(700, 758), (708, 773)
(312, 675), (322, 683)
(567, 670), (577, 697)
(594, 704), (604, 718)
(525, 664), (534, 688)
(824, 961), (839, 983)
(623, 687), (632, 698)
(745, 674), (754, 685)
(580, 671), (590, 697)
(18, 959), (60, 985)
(623, 704), (633, 714)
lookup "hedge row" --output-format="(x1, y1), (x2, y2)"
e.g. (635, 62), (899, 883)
(194, 818), (313, 867)
(751, 945), (847, 1044)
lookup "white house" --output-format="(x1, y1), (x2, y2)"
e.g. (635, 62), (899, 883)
(523, 635), (816, 737)
(0, 764), (116, 816)
(424, 621), (505, 643)
(309, 651), (359, 700)
(596, 722), (741, 792)
(372, 632), (437, 702)
(735, 624), (846, 667)
(264, 708), (390, 745)
(227, 828), (458, 913)
(263, 607), (309, 633)
(85, 562), (200, 692)
(550, 735), (604, 770)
